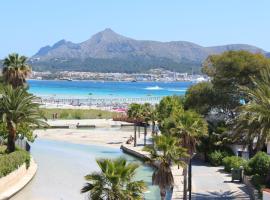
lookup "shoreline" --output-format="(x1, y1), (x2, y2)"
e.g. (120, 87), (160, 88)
(28, 79), (194, 82)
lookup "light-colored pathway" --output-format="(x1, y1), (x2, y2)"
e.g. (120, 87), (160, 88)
(192, 160), (250, 200)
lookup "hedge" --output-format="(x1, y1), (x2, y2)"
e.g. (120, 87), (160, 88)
(222, 156), (246, 172)
(0, 150), (30, 178)
(245, 151), (270, 177)
(208, 149), (233, 166)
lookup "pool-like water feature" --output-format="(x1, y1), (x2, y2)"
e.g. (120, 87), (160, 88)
(11, 139), (160, 200)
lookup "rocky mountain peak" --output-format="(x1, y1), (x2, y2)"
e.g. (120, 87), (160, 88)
(86, 28), (130, 44)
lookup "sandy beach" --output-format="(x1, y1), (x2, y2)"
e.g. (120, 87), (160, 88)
(35, 119), (147, 148)
(40, 103), (120, 112)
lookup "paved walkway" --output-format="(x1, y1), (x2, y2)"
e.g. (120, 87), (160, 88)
(192, 160), (250, 200)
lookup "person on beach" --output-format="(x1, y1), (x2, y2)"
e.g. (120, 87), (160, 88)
(126, 135), (134, 144)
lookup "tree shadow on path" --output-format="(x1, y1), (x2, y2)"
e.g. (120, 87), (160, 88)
(192, 190), (250, 200)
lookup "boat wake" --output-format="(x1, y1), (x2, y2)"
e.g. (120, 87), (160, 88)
(145, 86), (163, 90)
(167, 88), (186, 92)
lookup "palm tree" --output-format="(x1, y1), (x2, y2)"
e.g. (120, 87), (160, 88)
(81, 157), (146, 200)
(0, 85), (47, 152)
(165, 110), (208, 200)
(140, 103), (157, 145)
(235, 67), (270, 154)
(234, 112), (261, 157)
(143, 135), (188, 200)
(2, 53), (31, 88)
(234, 67), (270, 183)
(127, 103), (143, 120)
(127, 103), (143, 146)
(140, 103), (158, 135)
(150, 106), (158, 135)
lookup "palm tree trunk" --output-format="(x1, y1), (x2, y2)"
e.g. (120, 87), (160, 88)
(7, 121), (16, 153)
(160, 187), (166, 200)
(255, 134), (267, 153)
(248, 142), (256, 158)
(144, 125), (147, 146)
(134, 124), (137, 147)
(183, 167), (188, 200)
(152, 121), (155, 135)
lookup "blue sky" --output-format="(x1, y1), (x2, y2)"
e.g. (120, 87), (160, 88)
(0, 0), (269, 58)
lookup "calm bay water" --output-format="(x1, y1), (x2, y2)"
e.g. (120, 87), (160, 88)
(28, 80), (193, 98)
(12, 139), (160, 200)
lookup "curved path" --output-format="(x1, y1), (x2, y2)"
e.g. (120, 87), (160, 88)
(192, 160), (250, 200)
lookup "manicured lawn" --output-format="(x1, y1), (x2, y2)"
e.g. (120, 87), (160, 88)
(40, 108), (118, 119)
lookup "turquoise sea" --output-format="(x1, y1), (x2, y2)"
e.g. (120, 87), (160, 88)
(28, 80), (193, 98)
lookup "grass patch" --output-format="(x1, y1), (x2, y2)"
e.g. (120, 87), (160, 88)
(40, 108), (117, 119)
(0, 148), (30, 178)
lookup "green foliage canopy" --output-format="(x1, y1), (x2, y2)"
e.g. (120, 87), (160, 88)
(202, 50), (270, 117)
(81, 157), (146, 200)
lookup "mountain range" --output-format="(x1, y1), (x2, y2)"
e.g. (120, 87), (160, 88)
(30, 28), (269, 73)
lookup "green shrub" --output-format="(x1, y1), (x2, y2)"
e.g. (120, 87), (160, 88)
(0, 150), (30, 178)
(251, 174), (267, 192)
(245, 152), (270, 177)
(60, 110), (70, 119)
(208, 149), (233, 166)
(208, 150), (224, 166)
(222, 156), (246, 172)
(98, 113), (102, 118)
(73, 111), (82, 119)
(40, 108), (116, 119)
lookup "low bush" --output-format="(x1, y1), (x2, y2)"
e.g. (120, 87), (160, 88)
(41, 108), (116, 119)
(245, 152), (270, 177)
(208, 149), (233, 166)
(251, 174), (267, 192)
(73, 110), (82, 119)
(60, 110), (70, 119)
(208, 151), (224, 166)
(0, 150), (30, 178)
(222, 156), (246, 172)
